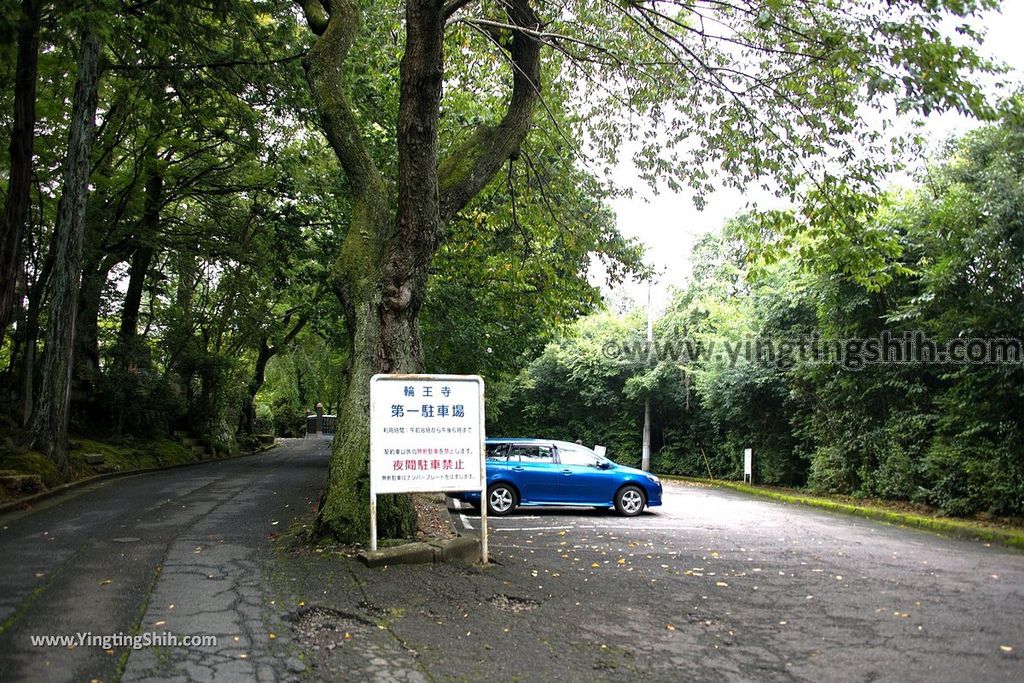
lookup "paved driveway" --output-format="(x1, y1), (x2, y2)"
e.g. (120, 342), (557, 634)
(443, 480), (1024, 681)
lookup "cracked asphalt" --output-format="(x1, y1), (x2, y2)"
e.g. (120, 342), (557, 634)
(286, 484), (1023, 682)
(1, 438), (1022, 682)
(0, 438), (328, 682)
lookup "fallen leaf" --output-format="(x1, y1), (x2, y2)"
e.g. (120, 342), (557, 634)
(99, 579), (111, 586)
(1000, 645), (1013, 653)
(666, 623), (676, 631)
(716, 581), (729, 587)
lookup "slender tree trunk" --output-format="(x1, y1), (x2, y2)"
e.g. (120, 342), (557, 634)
(17, 230), (55, 426)
(119, 164), (162, 345)
(0, 0), (42, 349)
(74, 252), (121, 385)
(239, 312), (307, 435)
(30, 25), (103, 472)
(119, 246), (156, 342)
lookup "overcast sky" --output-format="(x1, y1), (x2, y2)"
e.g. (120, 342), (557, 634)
(603, 1), (1024, 314)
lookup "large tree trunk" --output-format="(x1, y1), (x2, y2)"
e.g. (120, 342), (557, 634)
(30, 24), (103, 472)
(299, 0), (540, 542)
(0, 0), (43, 348)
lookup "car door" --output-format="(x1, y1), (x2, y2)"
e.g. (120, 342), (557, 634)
(555, 445), (617, 505)
(506, 444), (559, 503)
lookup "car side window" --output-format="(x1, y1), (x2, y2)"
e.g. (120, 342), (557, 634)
(510, 445), (554, 464)
(486, 443), (509, 461)
(558, 447), (601, 467)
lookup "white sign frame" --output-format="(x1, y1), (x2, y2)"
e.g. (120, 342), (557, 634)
(744, 448), (753, 484)
(368, 374), (487, 563)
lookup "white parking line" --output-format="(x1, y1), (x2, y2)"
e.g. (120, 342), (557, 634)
(460, 514), (474, 530)
(492, 524), (704, 532)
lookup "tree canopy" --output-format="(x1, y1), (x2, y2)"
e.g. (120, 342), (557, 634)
(498, 108), (1024, 517)
(0, 0), (1015, 541)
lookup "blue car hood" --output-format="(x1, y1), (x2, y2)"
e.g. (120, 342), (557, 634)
(610, 463), (652, 478)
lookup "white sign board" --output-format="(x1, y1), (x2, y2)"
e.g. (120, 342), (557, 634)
(744, 448), (753, 483)
(594, 444), (607, 457)
(370, 374), (485, 494)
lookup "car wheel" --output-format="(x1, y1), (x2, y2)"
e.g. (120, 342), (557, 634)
(487, 484), (518, 516)
(614, 485), (645, 517)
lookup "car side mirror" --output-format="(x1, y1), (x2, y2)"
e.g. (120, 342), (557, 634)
(598, 461), (612, 470)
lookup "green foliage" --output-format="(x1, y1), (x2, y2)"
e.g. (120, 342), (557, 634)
(422, 122), (646, 383)
(493, 312), (647, 464)
(494, 111), (1024, 517)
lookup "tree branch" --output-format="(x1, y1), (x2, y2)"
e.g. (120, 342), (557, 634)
(299, 0), (330, 36)
(393, 0), (446, 271)
(443, 0), (475, 20)
(108, 52), (308, 72)
(438, 0), (542, 224)
(298, 0), (384, 201)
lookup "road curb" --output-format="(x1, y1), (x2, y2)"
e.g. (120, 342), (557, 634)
(356, 535), (480, 567)
(355, 497), (482, 567)
(0, 442), (281, 516)
(665, 475), (1024, 551)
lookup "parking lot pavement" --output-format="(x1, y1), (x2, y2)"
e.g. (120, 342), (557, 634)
(440, 481), (1024, 682)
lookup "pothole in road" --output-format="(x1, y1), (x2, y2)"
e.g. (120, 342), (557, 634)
(357, 600), (388, 618)
(487, 594), (540, 613)
(285, 606), (375, 651)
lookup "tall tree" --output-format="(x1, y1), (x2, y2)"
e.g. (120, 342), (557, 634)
(299, 0), (542, 540)
(0, 0), (43, 348)
(30, 20), (103, 471)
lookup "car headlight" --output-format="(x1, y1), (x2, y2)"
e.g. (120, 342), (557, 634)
(645, 474), (661, 485)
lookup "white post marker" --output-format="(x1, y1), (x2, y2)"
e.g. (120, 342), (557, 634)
(368, 374), (487, 564)
(744, 448), (753, 484)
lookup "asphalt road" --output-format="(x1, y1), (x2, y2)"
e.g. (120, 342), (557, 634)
(0, 439), (1021, 682)
(0, 437), (330, 682)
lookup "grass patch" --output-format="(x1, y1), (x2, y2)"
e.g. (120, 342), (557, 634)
(0, 450), (63, 488)
(71, 437), (194, 472)
(0, 436), (198, 502)
(665, 475), (1024, 551)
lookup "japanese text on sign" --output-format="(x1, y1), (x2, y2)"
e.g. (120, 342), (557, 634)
(369, 375), (484, 494)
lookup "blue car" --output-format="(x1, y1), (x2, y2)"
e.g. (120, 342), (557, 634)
(453, 438), (662, 517)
